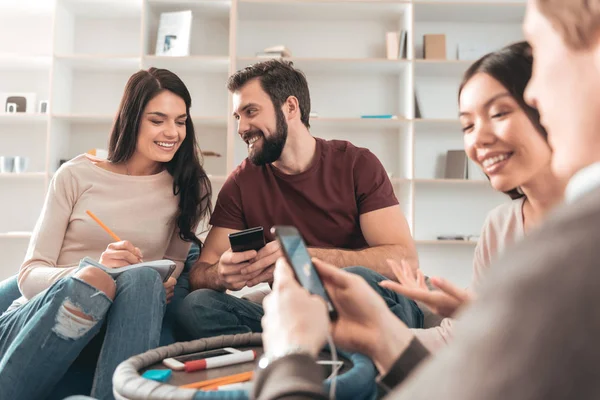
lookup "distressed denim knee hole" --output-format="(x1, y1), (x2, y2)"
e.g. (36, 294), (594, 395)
(52, 298), (99, 340)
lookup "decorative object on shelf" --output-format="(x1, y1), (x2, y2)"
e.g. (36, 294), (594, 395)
(0, 93), (37, 114)
(155, 10), (192, 56)
(5, 103), (17, 113)
(436, 235), (479, 242)
(444, 150), (468, 179)
(423, 34), (446, 60)
(386, 32), (400, 60)
(0, 156), (14, 173)
(0, 156), (29, 173)
(467, 158), (487, 181)
(13, 156), (29, 174)
(201, 151), (222, 158)
(386, 31), (408, 60)
(437, 235), (467, 241)
(39, 100), (49, 114)
(360, 115), (397, 119)
(255, 45), (292, 59)
(414, 90), (422, 118)
(87, 148), (109, 159)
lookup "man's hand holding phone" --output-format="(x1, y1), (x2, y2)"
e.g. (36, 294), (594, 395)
(216, 248), (258, 291)
(241, 241), (282, 287)
(215, 226), (275, 290)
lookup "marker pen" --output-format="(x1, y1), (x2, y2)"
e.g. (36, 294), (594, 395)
(184, 350), (257, 372)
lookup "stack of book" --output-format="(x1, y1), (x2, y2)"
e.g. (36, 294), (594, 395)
(255, 45), (293, 59)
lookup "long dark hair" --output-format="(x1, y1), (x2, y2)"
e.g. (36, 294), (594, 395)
(458, 41), (548, 200)
(108, 68), (212, 247)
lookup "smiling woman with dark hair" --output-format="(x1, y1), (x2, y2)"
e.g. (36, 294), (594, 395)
(383, 41), (567, 350)
(0, 67), (212, 400)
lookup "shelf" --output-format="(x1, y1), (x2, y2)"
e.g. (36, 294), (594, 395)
(414, 60), (472, 77)
(414, 2), (526, 24)
(0, 173), (46, 180)
(0, 54), (52, 71)
(0, 114), (49, 124)
(52, 114), (115, 124)
(147, 0), (231, 18)
(238, 57), (409, 74)
(0, 231), (32, 239)
(238, 1), (407, 21)
(143, 56), (229, 73)
(310, 117), (407, 129)
(54, 55), (141, 72)
(61, 0), (142, 17)
(416, 239), (477, 246)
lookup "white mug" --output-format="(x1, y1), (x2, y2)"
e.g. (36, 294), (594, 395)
(13, 156), (29, 173)
(5, 103), (17, 113)
(0, 156), (14, 173)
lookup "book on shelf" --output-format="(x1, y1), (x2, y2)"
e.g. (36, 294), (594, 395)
(255, 45), (292, 59)
(360, 115), (398, 119)
(414, 89), (422, 119)
(399, 30), (408, 59)
(444, 150), (468, 179)
(385, 30), (408, 60)
(155, 11), (193, 57)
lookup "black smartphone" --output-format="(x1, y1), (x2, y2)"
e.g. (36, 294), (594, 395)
(228, 227), (266, 253)
(272, 226), (338, 320)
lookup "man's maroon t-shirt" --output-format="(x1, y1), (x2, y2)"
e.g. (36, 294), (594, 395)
(210, 138), (399, 249)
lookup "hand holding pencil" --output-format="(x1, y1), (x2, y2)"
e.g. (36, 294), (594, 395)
(87, 210), (143, 269)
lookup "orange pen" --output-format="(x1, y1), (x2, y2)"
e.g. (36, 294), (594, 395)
(86, 210), (122, 242)
(179, 371), (254, 390)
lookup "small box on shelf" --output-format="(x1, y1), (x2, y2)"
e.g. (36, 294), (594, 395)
(423, 34), (446, 60)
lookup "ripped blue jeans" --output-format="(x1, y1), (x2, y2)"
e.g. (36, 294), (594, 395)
(0, 268), (166, 400)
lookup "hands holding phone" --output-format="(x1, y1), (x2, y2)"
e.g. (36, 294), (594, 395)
(263, 257), (415, 375)
(215, 227), (281, 291)
(262, 258), (330, 358)
(216, 243), (280, 290)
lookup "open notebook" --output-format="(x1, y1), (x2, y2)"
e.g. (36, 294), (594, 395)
(79, 257), (176, 282)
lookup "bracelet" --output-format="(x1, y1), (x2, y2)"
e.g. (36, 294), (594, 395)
(258, 345), (314, 370)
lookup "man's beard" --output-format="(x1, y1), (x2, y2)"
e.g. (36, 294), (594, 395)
(248, 108), (288, 166)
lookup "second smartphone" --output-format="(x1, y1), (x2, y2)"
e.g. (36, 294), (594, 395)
(272, 226), (338, 320)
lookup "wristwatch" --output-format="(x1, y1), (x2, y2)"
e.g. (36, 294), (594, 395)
(258, 345), (314, 370)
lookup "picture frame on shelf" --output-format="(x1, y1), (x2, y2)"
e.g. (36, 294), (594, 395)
(155, 11), (193, 57)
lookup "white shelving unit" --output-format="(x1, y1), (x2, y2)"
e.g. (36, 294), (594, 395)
(0, 0), (523, 285)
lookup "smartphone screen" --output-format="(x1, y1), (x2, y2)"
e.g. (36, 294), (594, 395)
(275, 226), (338, 320)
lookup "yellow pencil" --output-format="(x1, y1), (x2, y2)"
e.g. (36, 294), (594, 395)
(86, 210), (122, 242)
